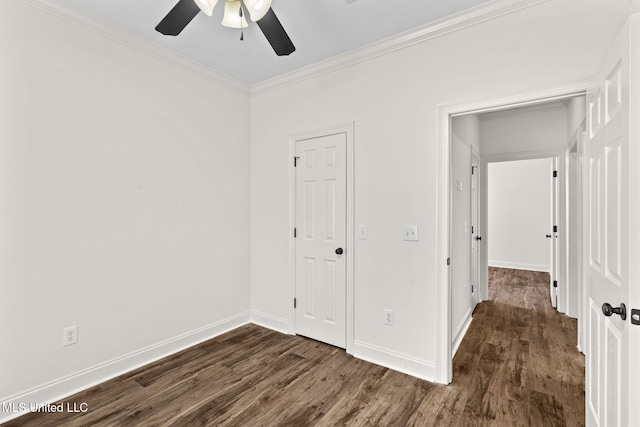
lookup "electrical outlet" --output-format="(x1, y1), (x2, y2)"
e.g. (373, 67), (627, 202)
(402, 225), (419, 241)
(384, 309), (394, 326)
(63, 326), (78, 347)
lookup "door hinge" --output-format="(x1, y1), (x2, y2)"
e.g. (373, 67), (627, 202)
(471, 166), (475, 175)
(471, 226), (474, 234)
(553, 170), (558, 178)
(553, 225), (558, 233)
(447, 257), (451, 266)
(294, 228), (297, 238)
(294, 298), (297, 309)
(294, 156), (300, 167)
(553, 280), (558, 288)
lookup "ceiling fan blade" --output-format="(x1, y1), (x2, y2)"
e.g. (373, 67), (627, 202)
(256, 8), (295, 56)
(156, 0), (201, 36)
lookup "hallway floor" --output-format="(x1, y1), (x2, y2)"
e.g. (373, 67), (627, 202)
(451, 267), (585, 425)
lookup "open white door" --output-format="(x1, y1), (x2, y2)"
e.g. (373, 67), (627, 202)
(548, 157), (559, 307)
(470, 150), (480, 309)
(294, 132), (347, 348)
(585, 14), (640, 427)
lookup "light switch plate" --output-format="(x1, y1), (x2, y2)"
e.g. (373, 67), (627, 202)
(402, 225), (419, 241)
(358, 224), (368, 240)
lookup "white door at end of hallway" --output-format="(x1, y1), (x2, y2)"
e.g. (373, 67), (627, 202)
(294, 132), (347, 348)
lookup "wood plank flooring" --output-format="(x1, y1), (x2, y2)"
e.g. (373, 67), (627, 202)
(3, 267), (584, 426)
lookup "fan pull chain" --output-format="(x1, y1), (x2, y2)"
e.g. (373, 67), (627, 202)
(239, 5), (244, 41)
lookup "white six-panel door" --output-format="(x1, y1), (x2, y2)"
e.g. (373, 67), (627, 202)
(585, 14), (639, 427)
(294, 133), (347, 348)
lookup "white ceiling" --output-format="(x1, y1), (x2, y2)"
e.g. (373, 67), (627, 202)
(60, 0), (491, 84)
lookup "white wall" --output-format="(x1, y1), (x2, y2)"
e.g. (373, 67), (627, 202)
(487, 159), (552, 271)
(450, 115), (479, 351)
(250, 0), (623, 381)
(480, 102), (569, 158)
(479, 102), (568, 273)
(0, 0), (251, 414)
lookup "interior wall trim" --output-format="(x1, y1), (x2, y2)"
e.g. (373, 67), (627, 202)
(250, 0), (551, 96)
(0, 312), (251, 424)
(15, 0), (250, 96)
(353, 340), (437, 383)
(482, 149), (563, 162)
(251, 310), (289, 335)
(18, 0), (551, 98)
(451, 308), (473, 357)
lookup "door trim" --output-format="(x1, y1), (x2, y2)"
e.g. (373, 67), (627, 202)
(437, 80), (588, 384)
(289, 123), (355, 355)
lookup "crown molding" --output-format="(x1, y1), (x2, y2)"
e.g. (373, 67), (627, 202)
(251, 0), (551, 96)
(16, 0), (552, 98)
(16, 0), (250, 96)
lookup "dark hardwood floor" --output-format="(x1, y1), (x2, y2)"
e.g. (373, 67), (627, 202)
(3, 267), (584, 426)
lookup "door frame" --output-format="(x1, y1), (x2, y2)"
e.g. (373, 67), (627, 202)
(436, 82), (587, 384)
(470, 147), (481, 310)
(288, 123), (355, 355)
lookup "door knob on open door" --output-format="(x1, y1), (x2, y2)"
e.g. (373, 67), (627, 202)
(602, 302), (627, 320)
(335, 248), (343, 255)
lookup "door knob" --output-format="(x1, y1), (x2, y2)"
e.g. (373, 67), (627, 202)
(335, 248), (343, 255)
(546, 234), (552, 238)
(602, 302), (627, 320)
(475, 236), (482, 241)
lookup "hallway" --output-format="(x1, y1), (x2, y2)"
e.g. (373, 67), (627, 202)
(451, 267), (585, 426)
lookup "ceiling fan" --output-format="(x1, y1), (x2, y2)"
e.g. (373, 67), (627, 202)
(156, 0), (295, 56)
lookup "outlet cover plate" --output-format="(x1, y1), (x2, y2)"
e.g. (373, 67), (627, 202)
(402, 225), (419, 241)
(63, 325), (78, 346)
(384, 309), (394, 326)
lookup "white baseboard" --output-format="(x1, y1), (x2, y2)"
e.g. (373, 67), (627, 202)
(2, 314), (440, 424)
(488, 260), (549, 272)
(252, 316), (439, 383)
(451, 309), (473, 357)
(353, 341), (437, 383)
(250, 310), (290, 335)
(0, 312), (251, 424)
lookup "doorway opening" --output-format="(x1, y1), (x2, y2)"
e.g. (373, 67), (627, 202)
(442, 92), (586, 384)
(486, 157), (555, 301)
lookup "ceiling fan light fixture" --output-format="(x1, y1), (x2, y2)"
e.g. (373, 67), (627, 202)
(221, 0), (248, 28)
(157, 0), (295, 56)
(193, 0), (218, 16)
(243, 0), (272, 21)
